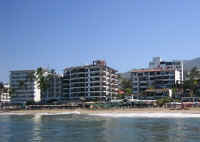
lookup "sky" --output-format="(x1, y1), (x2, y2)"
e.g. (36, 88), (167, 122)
(1, 0), (200, 82)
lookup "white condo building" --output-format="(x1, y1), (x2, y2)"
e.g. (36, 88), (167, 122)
(149, 57), (184, 82)
(10, 70), (62, 104)
(10, 70), (41, 103)
(131, 68), (181, 94)
(62, 60), (119, 100)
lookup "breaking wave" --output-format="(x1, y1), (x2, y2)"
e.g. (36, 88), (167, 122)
(89, 113), (200, 118)
(0, 111), (81, 116)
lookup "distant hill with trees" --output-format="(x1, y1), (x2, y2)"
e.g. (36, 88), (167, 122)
(184, 57), (200, 71)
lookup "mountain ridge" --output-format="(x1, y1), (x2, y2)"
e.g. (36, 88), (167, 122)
(183, 57), (200, 71)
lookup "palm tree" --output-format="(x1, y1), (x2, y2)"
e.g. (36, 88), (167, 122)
(36, 67), (46, 90)
(0, 82), (3, 89)
(9, 87), (16, 98)
(50, 69), (55, 74)
(0, 82), (4, 100)
(35, 67), (52, 92)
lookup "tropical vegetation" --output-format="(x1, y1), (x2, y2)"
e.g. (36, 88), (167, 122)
(183, 67), (200, 97)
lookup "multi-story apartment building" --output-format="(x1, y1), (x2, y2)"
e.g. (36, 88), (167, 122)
(0, 83), (10, 103)
(131, 68), (181, 94)
(62, 60), (119, 100)
(10, 70), (40, 104)
(149, 57), (184, 82)
(10, 69), (62, 104)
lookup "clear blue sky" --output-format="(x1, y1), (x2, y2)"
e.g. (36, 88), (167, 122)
(1, 0), (200, 82)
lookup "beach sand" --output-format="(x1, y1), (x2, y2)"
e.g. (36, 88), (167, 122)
(1, 107), (200, 115)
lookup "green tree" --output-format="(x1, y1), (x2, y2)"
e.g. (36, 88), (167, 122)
(9, 87), (16, 98)
(118, 93), (125, 99)
(119, 75), (132, 95)
(0, 82), (3, 99)
(124, 88), (132, 95)
(120, 78), (132, 89)
(157, 97), (173, 107)
(190, 67), (200, 80)
(0, 82), (3, 89)
(35, 67), (52, 92)
(183, 67), (200, 96)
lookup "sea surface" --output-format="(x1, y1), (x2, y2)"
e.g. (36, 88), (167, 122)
(0, 113), (200, 142)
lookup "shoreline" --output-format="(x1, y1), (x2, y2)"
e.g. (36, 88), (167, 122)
(1, 108), (200, 115)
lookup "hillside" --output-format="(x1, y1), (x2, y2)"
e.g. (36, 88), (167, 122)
(183, 57), (200, 71)
(118, 72), (131, 80)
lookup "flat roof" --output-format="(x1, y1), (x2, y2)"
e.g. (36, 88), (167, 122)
(64, 64), (118, 72)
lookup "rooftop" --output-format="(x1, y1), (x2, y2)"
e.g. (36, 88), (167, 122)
(64, 60), (118, 72)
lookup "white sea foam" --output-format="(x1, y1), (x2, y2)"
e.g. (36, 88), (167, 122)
(0, 112), (28, 116)
(89, 113), (200, 118)
(38, 111), (81, 116)
(1, 111), (200, 118)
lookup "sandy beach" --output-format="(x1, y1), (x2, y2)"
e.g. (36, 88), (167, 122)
(1, 108), (200, 116)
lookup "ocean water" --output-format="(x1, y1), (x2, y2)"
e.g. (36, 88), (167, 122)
(0, 113), (200, 142)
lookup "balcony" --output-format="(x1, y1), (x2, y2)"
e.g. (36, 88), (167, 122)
(71, 71), (88, 76)
(90, 83), (101, 87)
(90, 89), (101, 92)
(71, 89), (87, 92)
(71, 79), (87, 83)
(90, 70), (100, 74)
(139, 80), (147, 83)
(90, 67), (100, 70)
(71, 82), (86, 86)
(70, 86), (87, 89)
(111, 74), (118, 79)
(90, 78), (100, 82)
(90, 73), (101, 77)
(70, 77), (88, 80)
(140, 85), (148, 88)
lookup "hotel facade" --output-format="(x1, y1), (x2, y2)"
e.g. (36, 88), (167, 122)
(149, 57), (184, 82)
(10, 70), (62, 104)
(131, 68), (181, 94)
(10, 70), (40, 103)
(62, 60), (119, 100)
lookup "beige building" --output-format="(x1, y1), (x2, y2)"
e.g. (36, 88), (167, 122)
(63, 60), (119, 100)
